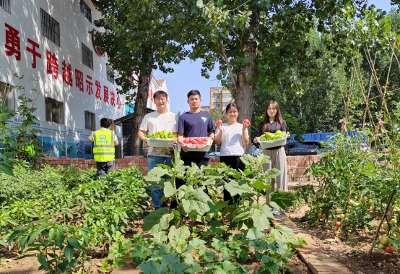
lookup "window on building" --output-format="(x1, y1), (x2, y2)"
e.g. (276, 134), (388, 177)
(223, 102), (229, 107)
(82, 43), (93, 69)
(214, 94), (220, 100)
(80, 0), (92, 23)
(40, 9), (60, 47)
(222, 93), (232, 98)
(1, 0), (11, 13)
(84, 111), (95, 130)
(106, 64), (114, 84)
(214, 88), (220, 92)
(214, 103), (220, 108)
(45, 97), (63, 124)
(0, 81), (14, 109)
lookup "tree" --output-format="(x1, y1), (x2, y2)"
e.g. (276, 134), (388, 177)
(208, 108), (228, 124)
(181, 0), (367, 138)
(92, 1), (187, 155)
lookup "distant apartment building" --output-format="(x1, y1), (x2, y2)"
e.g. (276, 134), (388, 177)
(210, 87), (233, 113)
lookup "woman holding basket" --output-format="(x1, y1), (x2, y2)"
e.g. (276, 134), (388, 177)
(253, 100), (290, 215)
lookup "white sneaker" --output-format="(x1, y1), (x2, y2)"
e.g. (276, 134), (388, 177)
(272, 208), (282, 215)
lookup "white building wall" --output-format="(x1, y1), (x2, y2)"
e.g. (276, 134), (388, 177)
(0, 0), (126, 158)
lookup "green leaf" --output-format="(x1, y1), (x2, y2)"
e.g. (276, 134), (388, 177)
(0, 163), (14, 176)
(261, 254), (278, 273)
(142, 208), (173, 233)
(270, 224), (297, 242)
(249, 178), (272, 192)
(252, 205), (273, 230)
(64, 245), (74, 262)
(67, 237), (82, 250)
(0, 240), (6, 246)
(225, 180), (256, 197)
(168, 225), (190, 242)
(188, 238), (206, 249)
(161, 253), (189, 273)
(48, 228), (56, 241)
(269, 189), (296, 210)
(232, 211), (252, 223)
(138, 260), (169, 274)
(182, 186), (212, 216)
(249, 239), (268, 253)
(199, 250), (216, 262)
(214, 200), (229, 211)
(164, 181), (176, 197)
(55, 227), (67, 249)
(263, 168), (282, 181)
(131, 245), (151, 266)
(246, 227), (266, 241)
(37, 253), (50, 268)
(153, 231), (168, 242)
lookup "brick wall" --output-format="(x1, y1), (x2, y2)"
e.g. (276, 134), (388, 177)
(44, 155), (321, 182)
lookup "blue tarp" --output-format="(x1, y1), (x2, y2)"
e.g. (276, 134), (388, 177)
(289, 131), (366, 143)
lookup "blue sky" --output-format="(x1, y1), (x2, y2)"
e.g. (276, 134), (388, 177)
(153, 0), (394, 114)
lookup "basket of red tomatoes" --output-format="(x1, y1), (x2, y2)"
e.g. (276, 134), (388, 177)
(182, 137), (213, 152)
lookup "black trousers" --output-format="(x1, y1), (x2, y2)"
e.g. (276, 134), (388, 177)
(170, 157), (209, 209)
(220, 156), (245, 205)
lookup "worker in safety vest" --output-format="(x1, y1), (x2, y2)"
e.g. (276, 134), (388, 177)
(87, 118), (119, 177)
(22, 134), (36, 157)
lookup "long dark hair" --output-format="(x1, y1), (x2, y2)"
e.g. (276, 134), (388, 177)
(262, 100), (283, 133)
(225, 102), (239, 113)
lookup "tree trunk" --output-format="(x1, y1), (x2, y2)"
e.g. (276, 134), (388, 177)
(130, 72), (152, 156)
(130, 45), (154, 156)
(234, 13), (258, 153)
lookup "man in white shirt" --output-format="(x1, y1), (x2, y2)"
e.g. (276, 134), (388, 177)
(138, 90), (178, 209)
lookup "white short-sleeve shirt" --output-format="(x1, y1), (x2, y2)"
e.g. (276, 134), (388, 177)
(139, 111), (178, 157)
(215, 123), (248, 156)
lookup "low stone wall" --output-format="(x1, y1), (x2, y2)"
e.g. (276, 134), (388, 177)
(44, 155), (322, 182)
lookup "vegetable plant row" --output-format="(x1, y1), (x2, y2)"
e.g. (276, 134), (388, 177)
(297, 132), (400, 256)
(1, 153), (305, 273)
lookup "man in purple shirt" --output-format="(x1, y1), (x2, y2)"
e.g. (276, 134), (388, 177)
(170, 90), (215, 209)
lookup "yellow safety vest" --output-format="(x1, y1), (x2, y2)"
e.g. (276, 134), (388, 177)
(22, 145), (35, 156)
(92, 130), (115, 162)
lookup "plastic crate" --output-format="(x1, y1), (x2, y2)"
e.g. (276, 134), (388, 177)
(183, 137), (213, 152)
(146, 138), (176, 148)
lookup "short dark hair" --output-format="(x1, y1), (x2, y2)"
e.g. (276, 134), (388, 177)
(153, 90), (168, 100)
(31, 134), (37, 140)
(100, 118), (112, 128)
(187, 90), (201, 99)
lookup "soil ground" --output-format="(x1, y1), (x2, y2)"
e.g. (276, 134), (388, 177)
(287, 205), (400, 274)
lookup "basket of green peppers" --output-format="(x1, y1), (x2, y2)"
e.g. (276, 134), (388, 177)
(146, 131), (177, 148)
(258, 130), (287, 149)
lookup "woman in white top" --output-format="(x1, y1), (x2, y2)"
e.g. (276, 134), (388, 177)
(215, 102), (250, 205)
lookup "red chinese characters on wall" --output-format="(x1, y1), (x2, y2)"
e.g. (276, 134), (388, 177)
(3, 22), (123, 109)
(86, 75), (93, 96)
(95, 80), (102, 100)
(110, 91), (115, 107)
(103, 85), (109, 104)
(75, 69), (84, 92)
(26, 38), (41, 69)
(4, 23), (21, 61)
(62, 60), (73, 86)
(46, 50), (58, 79)
(148, 88), (154, 102)
(116, 95), (122, 109)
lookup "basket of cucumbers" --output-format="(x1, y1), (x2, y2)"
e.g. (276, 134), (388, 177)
(257, 130), (287, 149)
(146, 131), (177, 148)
